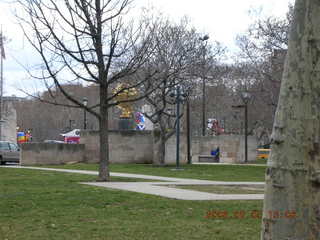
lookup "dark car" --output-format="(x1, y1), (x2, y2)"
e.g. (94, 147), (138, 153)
(0, 141), (20, 165)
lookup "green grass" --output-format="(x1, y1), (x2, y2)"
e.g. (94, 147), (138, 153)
(0, 167), (263, 240)
(42, 163), (267, 182)
(249, 158), (268, 165)
(168, 185), (265, 194)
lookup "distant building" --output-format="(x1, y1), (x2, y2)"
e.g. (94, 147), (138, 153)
(0, 99), (17, 143)
(3, 96), (25, 102)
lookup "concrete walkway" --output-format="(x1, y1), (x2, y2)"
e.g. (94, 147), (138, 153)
(1, 165), (265, 201)
(192, 162), (267, 167)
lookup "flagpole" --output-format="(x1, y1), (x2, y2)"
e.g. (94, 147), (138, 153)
(0, 26), (3, 141)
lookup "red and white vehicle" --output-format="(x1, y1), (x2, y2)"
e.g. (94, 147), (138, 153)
(61, 129), (80, 144)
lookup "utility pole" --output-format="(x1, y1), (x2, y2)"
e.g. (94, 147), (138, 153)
(0, 27), (4, 141)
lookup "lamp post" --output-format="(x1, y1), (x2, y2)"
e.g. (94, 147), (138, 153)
(241, 91), (251, 163)
(186, 100), (191, 164)
(199, 35), (209, 136)
(69, 119), (75, 131)
(170, 85), (187, 170)
(0, 31), (4, 142)
(82, 97), (88, 130)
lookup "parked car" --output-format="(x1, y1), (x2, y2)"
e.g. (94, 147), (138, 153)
(0, 141), (20, 165)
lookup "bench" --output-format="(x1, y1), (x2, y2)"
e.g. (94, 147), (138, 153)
(198, 155), (219, 163)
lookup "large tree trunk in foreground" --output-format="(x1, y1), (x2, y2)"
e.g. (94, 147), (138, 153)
(261, 0), (320, 239)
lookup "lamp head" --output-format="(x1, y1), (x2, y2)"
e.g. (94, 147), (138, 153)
(83, 97), (88, 106)
(200, 35), (209, 41)
(241, 91), (251, 104)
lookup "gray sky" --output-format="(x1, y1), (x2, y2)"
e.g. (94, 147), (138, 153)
(137, 0), (293, 48)
(0, 0), (294, 96)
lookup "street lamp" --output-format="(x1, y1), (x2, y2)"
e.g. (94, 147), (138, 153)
(69, 119), (75, 131)
(199, 34), (209, 136)
(170, 85), (187, 170)
(241, 91), (251, 163)
(82, 97), (88, 130)
(186, 99), (191, 164)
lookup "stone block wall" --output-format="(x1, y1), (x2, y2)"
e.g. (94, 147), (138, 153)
(191, 135), (257, 163)
(19, 132), (257, 165)
(81, 130), (153, 164)
(20, 143), (85, 165)
(81, 131), (257, 164)
(237, 136), (258, 163)
(165, 134), (187, 164)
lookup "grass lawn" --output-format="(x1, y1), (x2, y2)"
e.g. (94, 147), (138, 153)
(0, 167), (264, 240)
(43, 163), (267, 182)
(249, 158), (268, 165)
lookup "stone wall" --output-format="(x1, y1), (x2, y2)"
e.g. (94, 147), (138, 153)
(20, 143), (85, 165)
(191, 135), (257, 163)
(236, 136), (258, 163)
(20, 132), (257, 165)
(81, 130), (154, 164)
(165, 134), (187, 164)
(81, 131), (256, 164)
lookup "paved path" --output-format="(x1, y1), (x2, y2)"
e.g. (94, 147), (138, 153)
(1, 165), (265, 201)
(192, 162), (267, 167)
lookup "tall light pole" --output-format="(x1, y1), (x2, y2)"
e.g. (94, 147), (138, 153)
(241, 91), (251, 163)
(199, 35), (209, 136)
(170, 85), (187, 170)
(186, 99), (191, 164)
(175, 86), (181, 169)
(82, 97), (88, 130)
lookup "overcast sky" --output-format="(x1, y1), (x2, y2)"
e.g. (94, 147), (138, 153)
(137, 0), (293, 48)
(0, 0), (294, 96)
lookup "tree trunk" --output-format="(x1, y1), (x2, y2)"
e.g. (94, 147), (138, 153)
(152, 128), (166, 166)
(98, 87), (110, 182)
(261, 0), (320, 239)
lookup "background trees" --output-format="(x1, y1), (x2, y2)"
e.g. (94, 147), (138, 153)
(14, 84), (103, 141)
(136, 16), (225, 165)
(17, 0), (163, 181)
(13, 1), (295, 169)
(230, 4), (293, 145)
(15, 4), (227, 166)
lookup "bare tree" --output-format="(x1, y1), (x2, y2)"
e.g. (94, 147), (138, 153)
(138, 18), (198, 165)
(137, 16), (225, 164)
(261, 0), (320, 238)
(16, 0), (161, 181)
(14, 84), (105, 141)
(232, 5), (293, 142)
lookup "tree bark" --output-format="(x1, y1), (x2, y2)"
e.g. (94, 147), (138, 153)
(152, 128), (166, 166)
(261, 0), (320, 239)
(98, 87), (110, 181)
